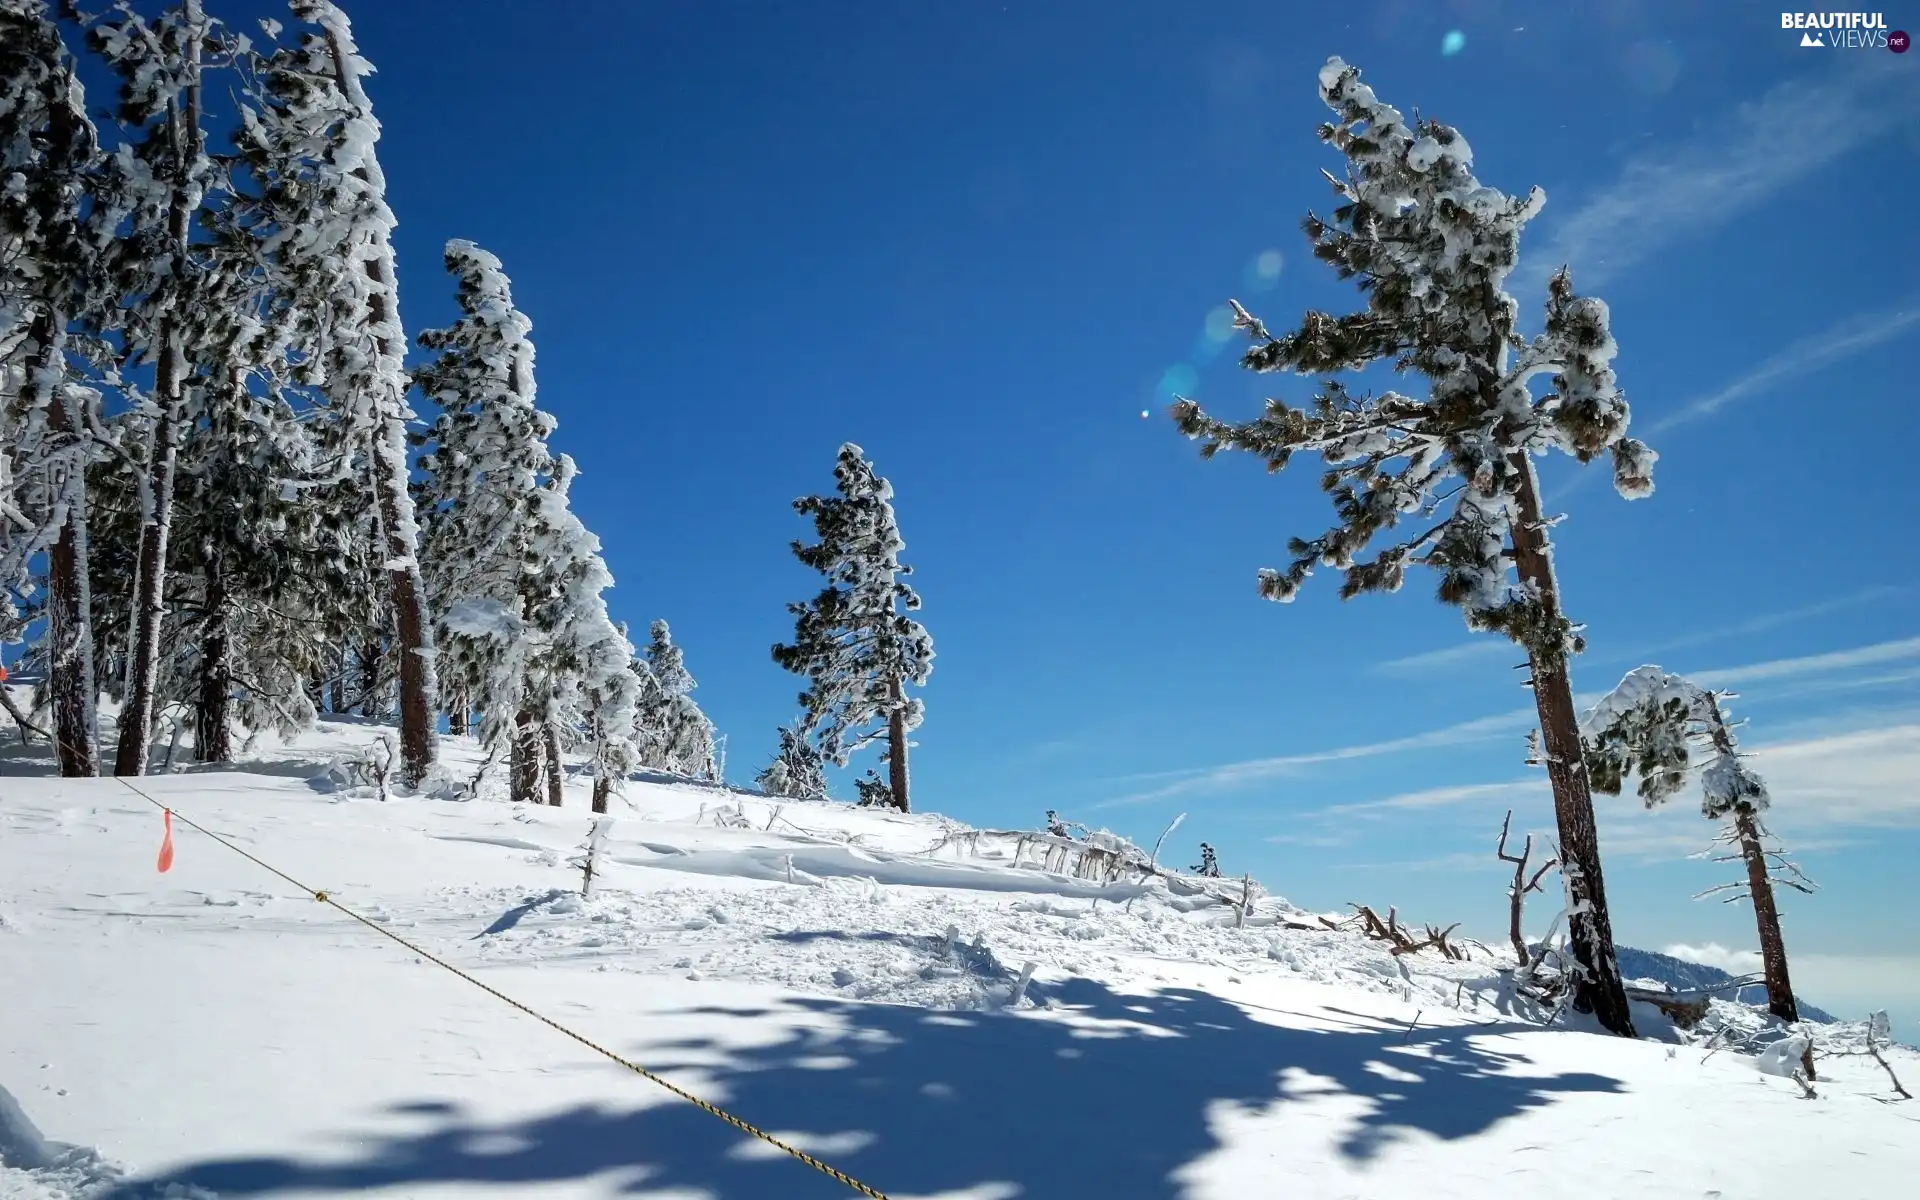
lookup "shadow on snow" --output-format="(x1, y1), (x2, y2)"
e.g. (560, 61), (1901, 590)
(105, 976), (1624, 1198)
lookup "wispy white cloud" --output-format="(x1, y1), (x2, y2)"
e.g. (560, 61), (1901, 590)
(1371, 640), (1517, 676)
(1647, 304), (1920, 435)
(1612, 586), (1910, 662)
(1086, 707), (1538, 810)
(1102, 638), (1915, 814)
(1264, 833), (1348, 848)
(1309, 779), (1541, 821)
(1696, 637), (1920, 688)
(1520, 60), (1920, 290)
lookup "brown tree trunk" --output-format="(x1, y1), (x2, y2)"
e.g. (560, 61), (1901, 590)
(510, 709), (540, 803)
(887, 676), (910, 813)
(194, 554), (232, 763)
(30, 310), (98, 778)
(114, 5), (203, 778)
(543, 725), (565, 806)
(1508, 455), (1635, 1037)
(1733, 809), (1801, 1019)
(591, 775), (612, 814)
(356, 641), (384, 718)
(374, 435), (436, 786)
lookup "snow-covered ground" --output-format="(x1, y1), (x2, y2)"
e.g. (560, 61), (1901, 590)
(3, 717), (1915, 1199)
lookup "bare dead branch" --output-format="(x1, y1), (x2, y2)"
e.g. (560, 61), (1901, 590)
(1868, 1045), (1912, 1100)
(1496, 809), (1557, 967)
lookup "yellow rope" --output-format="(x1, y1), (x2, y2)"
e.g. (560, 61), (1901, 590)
(111, 777), (892, 1199)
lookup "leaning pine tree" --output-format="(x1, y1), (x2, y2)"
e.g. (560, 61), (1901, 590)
(1583, 667), (1816, 1054)
(1171, 58), (1656, 1035)
(772, 444), (933, 812)
(244, 0), (437, 784)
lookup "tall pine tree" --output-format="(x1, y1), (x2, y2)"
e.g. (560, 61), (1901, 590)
(772, 444), (933, 812)
(82, 0), (229, 776)
(0, 0), (107, 776)
(1169, 59), (1654, 1035)
(416, 241), (634, 805)
(232, 0), (437, 783)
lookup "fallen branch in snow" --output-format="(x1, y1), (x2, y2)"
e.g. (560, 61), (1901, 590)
(1344, 903), (1470, 960)
(1869, 1044), (1912, 1101)
(0, 688), (50, 744)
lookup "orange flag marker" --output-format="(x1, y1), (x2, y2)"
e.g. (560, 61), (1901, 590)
(156, 809), (175, 873)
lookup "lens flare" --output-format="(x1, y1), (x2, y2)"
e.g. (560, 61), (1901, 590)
(1242, 248), (1284, 292)
(1441, 30), (1467, 56)
(1158, 363), (1199, 401)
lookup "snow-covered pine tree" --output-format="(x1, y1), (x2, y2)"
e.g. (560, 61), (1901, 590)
(1584, 668), (1815, 1030)
(0, 0), (108, 776)
(240, 0), (438, 785)
(1169, 59), (1654, 1036)
(771, 444), (933, 812)
(583, 623), (641, 813)
(518, 452), (634, 807)
(414, 239), (556, 801)
(632, 619), (717, 780)
(755, 721), (826, 801)
(78, 0), (234, 776)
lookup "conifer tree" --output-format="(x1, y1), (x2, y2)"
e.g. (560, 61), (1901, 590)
(1584, 668), (1815, 1033)
(413, 239), (635, 805)
(80, 0), (231, 776)
(242, 0), (437, 785)
(772, 444), (933, 812)
(1170, 59), (1655, 1035)
(415, 239), (555, 800)
(0, 0), (108, 776)
(583, 623), (642, 813)
(519, 453), (634, 806)
(633, 619), (716, 780)
(756, 722), (827, 801)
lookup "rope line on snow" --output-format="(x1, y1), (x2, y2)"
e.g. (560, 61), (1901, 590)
(108, 776), (893, 1200)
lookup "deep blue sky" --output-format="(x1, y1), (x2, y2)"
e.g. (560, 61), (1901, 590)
(222, 1), (1920, 1024)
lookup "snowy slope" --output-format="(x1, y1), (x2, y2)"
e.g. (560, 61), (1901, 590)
(2, 717), (1915, 1199)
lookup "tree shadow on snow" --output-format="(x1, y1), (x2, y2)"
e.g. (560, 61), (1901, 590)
(104, 978), (1624, 1198)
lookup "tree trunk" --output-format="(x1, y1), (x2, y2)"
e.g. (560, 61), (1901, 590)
(372, 428), (436, 786)
(1508, 454), (1635, 1037)
(1731, 807), (1802, 1019)
(328, 651), (346, 714)
(194, 553), (233, 763)
(887, 675), (910, 813)
(114, 7), (203, 778)
(544, 725), (565, 806)
(356, 641), (384, 719)
(318, 17), (438, 788)
(510, 708), (540, 803)
(591, 775), (611, 815)
(30, 311), (98, 777)
(447, 697), (468, 738)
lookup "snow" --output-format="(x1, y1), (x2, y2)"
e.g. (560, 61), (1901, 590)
(2, 718), (1915, 1199)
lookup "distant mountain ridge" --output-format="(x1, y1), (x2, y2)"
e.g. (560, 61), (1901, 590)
(1617, 945), (1837, 1024)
